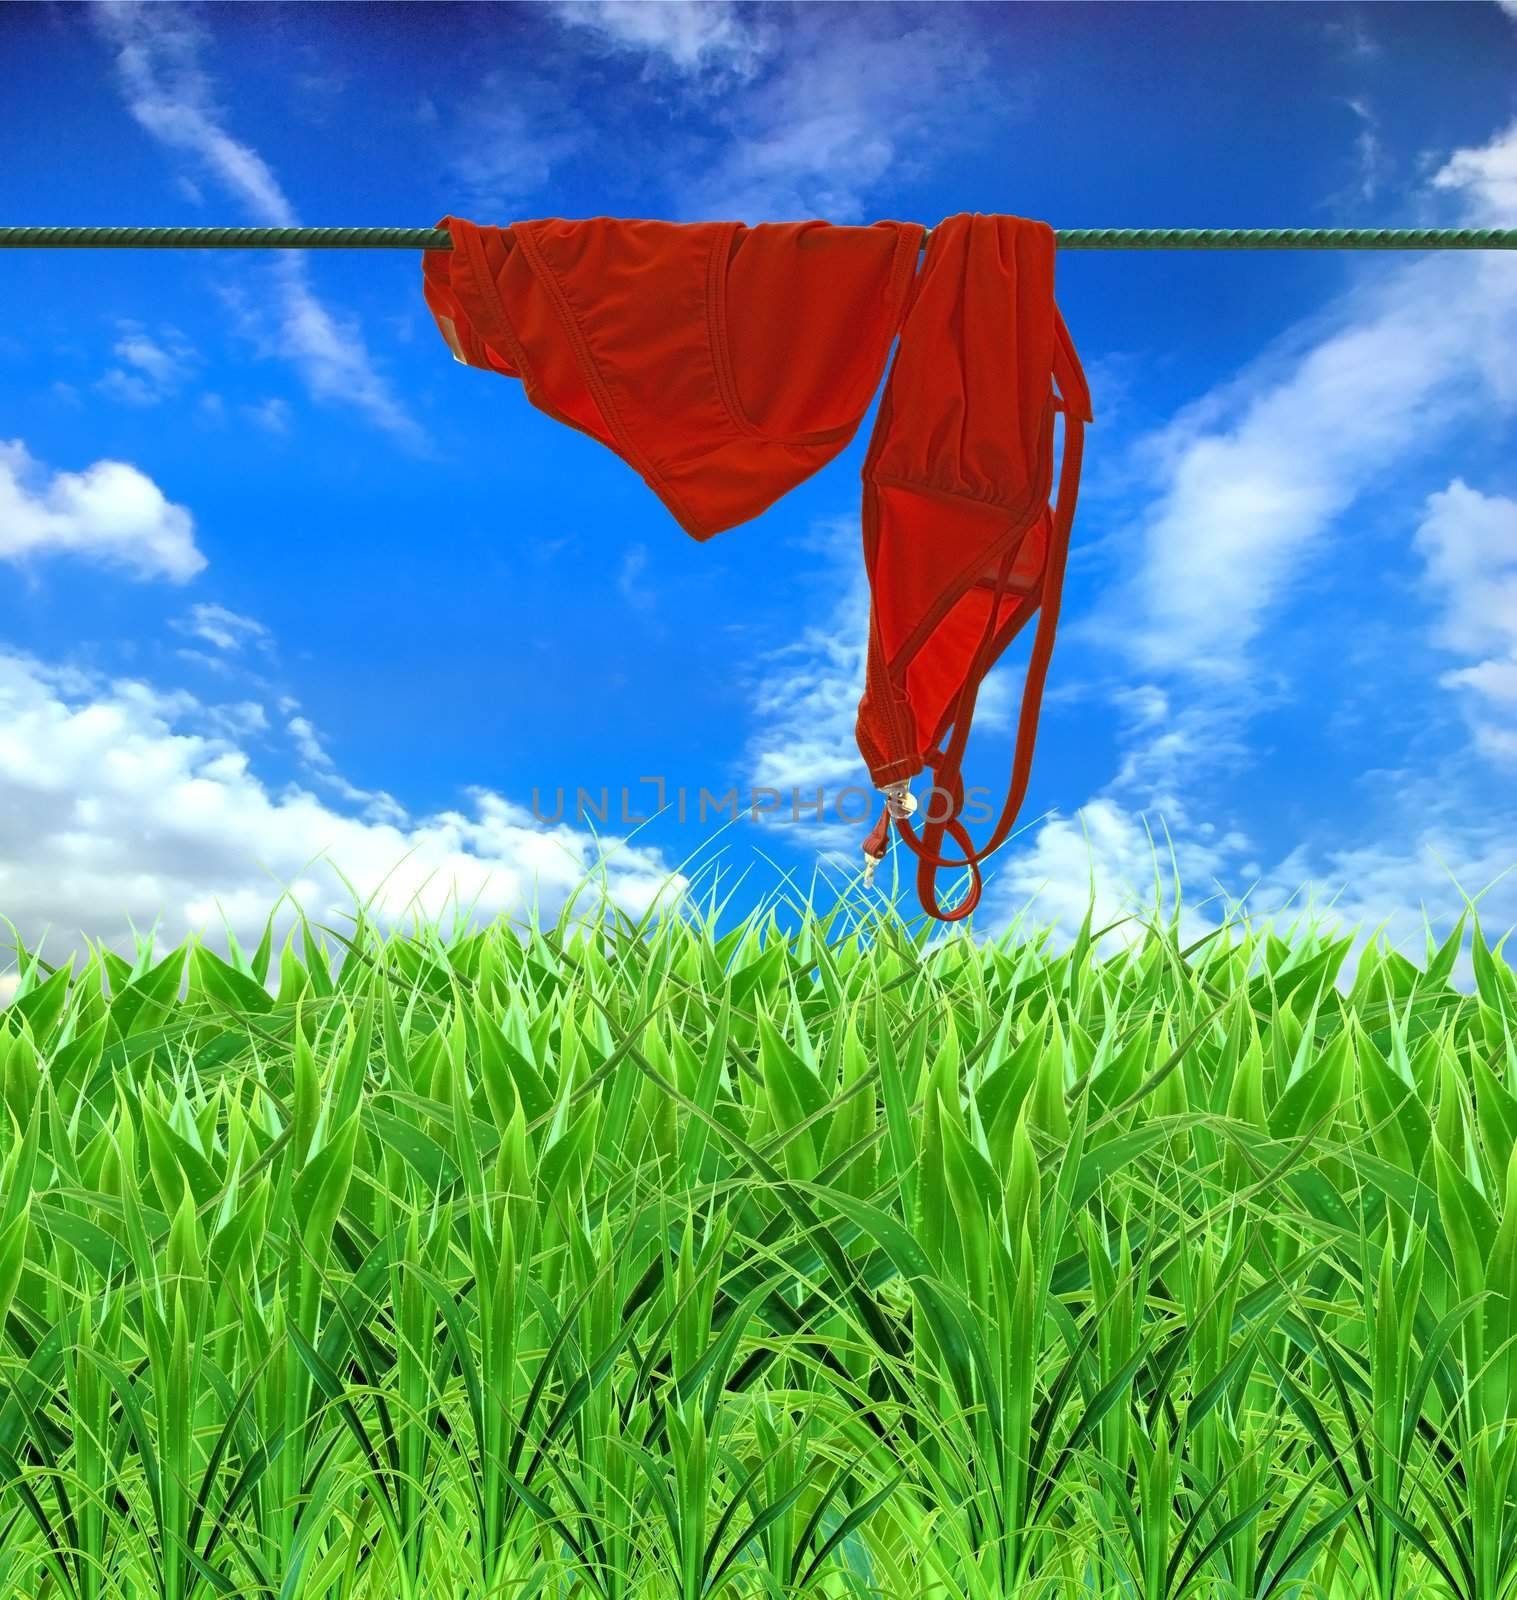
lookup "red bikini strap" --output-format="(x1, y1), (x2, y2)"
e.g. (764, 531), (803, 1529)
(887, 397), (1086, 921)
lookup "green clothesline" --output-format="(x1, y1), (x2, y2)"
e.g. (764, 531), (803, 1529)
(0, 226), (1514, 251)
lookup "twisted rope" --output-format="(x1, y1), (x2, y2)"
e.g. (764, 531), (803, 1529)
(0, 226), (1513, 251)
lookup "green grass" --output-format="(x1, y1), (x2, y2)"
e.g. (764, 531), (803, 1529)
(1, 845), (1516, 1600)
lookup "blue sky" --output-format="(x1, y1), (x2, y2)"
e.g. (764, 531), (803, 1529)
(2, 0), (1516, 1000)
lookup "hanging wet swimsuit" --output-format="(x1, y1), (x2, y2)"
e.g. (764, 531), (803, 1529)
(422, 211), (1091, 923)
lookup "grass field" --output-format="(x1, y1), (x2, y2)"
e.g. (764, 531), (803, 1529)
(1, 850), (1516, 1600)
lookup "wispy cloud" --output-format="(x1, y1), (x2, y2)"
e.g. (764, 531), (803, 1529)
(1067, 118), (1517, 685)
(93, 320), (201, 406)
(433, 87), (592, 219)
(546, 1), (1002, 223)
(283, 712), (410, 819)
(1338, 97), (1389, 205)
(1317, 15), (1382, 61)
(244, 396), (291, 434)
(546, 0), (776, 84)
(168, 601), (275, 656)
(674, 8), (998, 223)
(87, 0), (430, 451)
(617, 543), (656, 611)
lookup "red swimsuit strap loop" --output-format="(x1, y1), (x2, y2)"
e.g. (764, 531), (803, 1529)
(881, 405), (1085, 919)
(863, 538), (1013, 914)
(888, 560), (1013, 919)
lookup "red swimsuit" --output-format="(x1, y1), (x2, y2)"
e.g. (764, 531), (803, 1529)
(423, 211), (1090, 923)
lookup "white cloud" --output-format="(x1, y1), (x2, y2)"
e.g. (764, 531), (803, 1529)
(1067, 118), (1517, 684)
(1339, 97), (1388, 206)
(92, 321), (200, 406)
(87, 1), (428, 451)
(973, 799), (1241, 956)
(972, 787), (1517, 1001)
(112, 326), (191, 386)
(683, 21), (992, 221)
(207, 700), (269, 738)
(1318, 16), (1382, 61)
(95, 369), (160, 408)
(1110, 684), (1169, 727)
(168, 601), (273, 655)
(570, 3), (1000, 223)
(617, 543), (656, 612)
(281, 712), (412, 819)
(434, 89), (591, 218)
(1414, 480), (1517, 661)
(0, 438), (207, 584)
(547, 0), (775, 82)
(0, 649), (690, 1010)
(1103, 693), (1265, 833)
(1412, 480), (1517, 757)
(243, 396), (291, 434)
